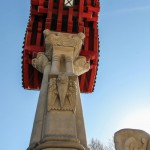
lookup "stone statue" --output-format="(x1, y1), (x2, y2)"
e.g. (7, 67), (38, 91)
(114, 129), (150, 150)
(28, 29), (90, 150)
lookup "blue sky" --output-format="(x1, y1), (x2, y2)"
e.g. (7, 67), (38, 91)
(0, 0), (150, 149)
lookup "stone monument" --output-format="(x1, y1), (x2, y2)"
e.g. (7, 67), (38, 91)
(22, 0), (100, 149)
(27, 29), (90, 150)
(114, 129), (150, 150)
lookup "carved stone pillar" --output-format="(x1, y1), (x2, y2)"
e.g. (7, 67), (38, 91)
(28, 30), (90, 150)
(29, 53), (51, 149)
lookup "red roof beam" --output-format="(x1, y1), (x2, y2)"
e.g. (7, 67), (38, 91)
(80, 50), (98, 60)
(31, 0), (39, 5)
(36, 21), (43, 46)
(57, 0), (63, 31)
(45, 0), (54, 29)
(78, 0), (84, 32)
(67, 8), (73, 33)
(79, 26), (89, 91)
(23, 54), (29, 89)
(86, 5), (100, 12)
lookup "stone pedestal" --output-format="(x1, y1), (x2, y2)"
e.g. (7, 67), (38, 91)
(28, 30), (90, 150)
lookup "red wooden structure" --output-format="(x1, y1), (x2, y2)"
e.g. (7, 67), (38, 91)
(22, 0), (100, 93)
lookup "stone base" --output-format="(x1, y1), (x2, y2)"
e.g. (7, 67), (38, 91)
(42, 110), (78, 144)
(32, 141), (85, 150)
(42, 148), (90, 150)
(43, 148), (77, 150)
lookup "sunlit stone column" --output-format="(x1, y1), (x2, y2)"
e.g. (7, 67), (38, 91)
(29, 53), (51, 149)
(28, 29), (90, 150)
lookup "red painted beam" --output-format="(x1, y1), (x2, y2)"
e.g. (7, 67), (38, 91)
(45, 0), (54, 29)
(22, 0), (100, 93)
(67, 8), (73, 33)
(78, 0), (84, 32)
(57, 0), (63, 31)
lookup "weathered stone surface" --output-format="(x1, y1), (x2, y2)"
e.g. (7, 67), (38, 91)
(29, 65), (51, 147)
(32, 52), (51, 73)
(43, 29), (85, 60)
(43, 111), (78, 141)
(43, 149), (77, 150)
(34, 140), (85, 150)
(48, 74), (77, 112)
(32, 30), (90, 75)
(28, 30), (89, 150)
(114, 129), (150, 150)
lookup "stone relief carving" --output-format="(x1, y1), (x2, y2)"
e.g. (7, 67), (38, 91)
(124, 137), (147, 150)
(32, 52), (50, 73)
(124, 137), (138, 150)
(66, 78), (77, 109)
(43, 29), (85, 60)
(48, 74), (77, 112)
(57, 74), (69, 107)
(32, 30), (90, 76)
(47, 78), (58, 108)
(29, 29), (90, 150)
(114, 129), (149, 150)
(74, 56), (90, 76)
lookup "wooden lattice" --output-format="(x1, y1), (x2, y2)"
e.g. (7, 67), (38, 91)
(22, 0), (100, 93)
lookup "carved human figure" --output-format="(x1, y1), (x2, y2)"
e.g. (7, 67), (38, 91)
(47, 78), (58, 111)
(66, 78), (77, 110)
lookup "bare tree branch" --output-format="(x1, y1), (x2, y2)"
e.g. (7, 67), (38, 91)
(89, 138), (115, 150)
